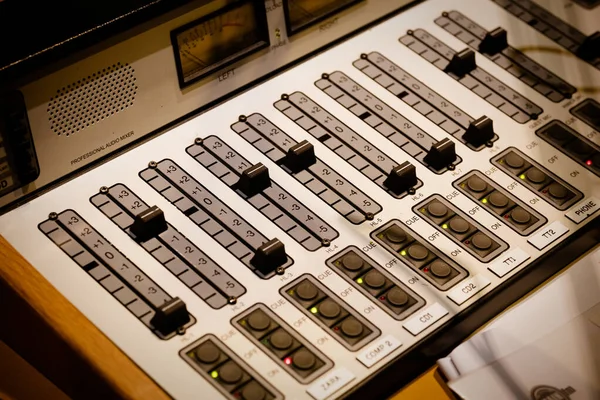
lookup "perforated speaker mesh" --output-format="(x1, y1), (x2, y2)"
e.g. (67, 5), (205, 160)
(47, 63), (137, 136)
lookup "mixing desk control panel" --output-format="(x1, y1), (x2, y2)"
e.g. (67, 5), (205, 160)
(1, 0), (600, 398)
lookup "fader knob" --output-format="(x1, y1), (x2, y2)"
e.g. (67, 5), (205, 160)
(478, 28), (508, 55)
(444, 48), (477, 77)
(577, 31), (600, 61)
(383, 161), (418, 195)
(130, 205), (168, 241)
(251, 238), (287, 275)
(423, 138), (457, 171)
(462, 116), (495, 147)
(284, 140), (317, 173)
(150, 297), (190, 336)
(236, 163), (271, 197)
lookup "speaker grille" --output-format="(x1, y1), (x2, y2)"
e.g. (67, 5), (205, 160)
(47, 63), (137, 136)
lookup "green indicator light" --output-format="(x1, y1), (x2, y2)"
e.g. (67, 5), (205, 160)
(310, 307), (318, 314)
(400, 250), (407, 256)
(482, 198), (488, 204)
(442, 224), (448, 229)
(356, 277), (364, 284)
(211, 371), (218, 379)
(519, 174), (526, 180)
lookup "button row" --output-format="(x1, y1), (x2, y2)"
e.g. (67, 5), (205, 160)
(327, 246), (425, 320)
(282, 274), (380, 351)
(181, 335), (282, 400)
(455, 171), (547, 235)
(371, 220), (468, 290)
(493, 148), (584, 210)
(235, 304), (333, 384)
(415, 195), (509, 263)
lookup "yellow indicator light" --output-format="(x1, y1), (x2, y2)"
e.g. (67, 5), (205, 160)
(310, 307), (318, 314)
(356, 278), (364, 284)
(211, 371), (219, 379)
(520, 174), (526, 180)
(442, 224), (448, 229)
(400, 250), (407, 256)
(482, 198), (488, 204)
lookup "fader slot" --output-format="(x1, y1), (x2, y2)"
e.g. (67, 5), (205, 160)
(536, 120), (600, 177)
(140, 159), (293, 278)
(180, 335), (283, 400)
(370, 220), (468, 290)
(274, 92), (423, 197)
(435, 10), (576, 102)
(491, 0), (600, 69)
(354, 52), (498, 150)
(231, 114), (382, 224)
(326, 246), (425, 320)
(281, 274), (381, 351)
(316, 72), (462, 173)
(414, 195), (509, 262)
(187, 135), (338, 251)
(90, 184), (245, 308)
(234, 304), (334, 384)
(454, 171), (547, 235)
(400, 29), (543, 123)
(492, 148), (584, 210)
(38, 210), (195, 338)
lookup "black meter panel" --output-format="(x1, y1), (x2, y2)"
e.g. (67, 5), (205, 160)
(284, 0), (363, 35)
(171, 0), (269, 87)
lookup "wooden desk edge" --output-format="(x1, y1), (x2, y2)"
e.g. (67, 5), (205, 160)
(0, 235), (169, 400)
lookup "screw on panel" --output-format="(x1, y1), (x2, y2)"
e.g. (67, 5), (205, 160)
(321, 239), (331, 247)
(321, 73), (329, 79)
(177, 327), (186, 336)
(486, 141), (494, 148)
(408, 188), (416, 195)
(276, 266), (285, 275)
(365, 212), (375, 221)
(228, 297), (237, 305)
(238, 115), (247, 122)
(99, 186), (108, 193)
(360, 53), (368, 59)
(442, 11), (449, 17)
(448, 164), (456, 171)
(148, 161), (157, 168)
(281, 94), (289, 100)
(49, 212), (58, 220)
(407, 30), (414, 35)
(194, 138), (203, 145)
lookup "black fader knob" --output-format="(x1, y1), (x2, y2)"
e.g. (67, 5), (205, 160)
(130, 205), (168, 241)
(424, 138), (457, 171)
(251, 238), (287, 275)
(236, 163), (271, 197)
(444, 48), (477, 77)
(150, 297), (190, 336)
(383, 161), (418, 195)
(284, 140), (317, 173)
(577, 31), (600, 61)
(463, 116), (495, 147)
(479, 27), (508, 55)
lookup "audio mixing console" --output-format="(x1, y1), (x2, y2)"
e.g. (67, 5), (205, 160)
(1, 0), (600, 399)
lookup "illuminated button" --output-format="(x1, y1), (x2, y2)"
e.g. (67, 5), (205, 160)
(471, 233), (492, 250)
(488, 192), (509, 208)
(511, 207), (531, 224)
(505, 152), (524, 169)
(194, 342), (220, 364)
(341, 318), (364, 338)
(427, 202), (448, 217)
(241, 381), (266, 400)
(363, 270), (385, 288)
(525, 168), (546, 183)
(247, 311), (270, 331)
(449, 217), (469, 234)
(341, 253), (364, 271)
(548, 183), (568, 199)
(319, 299), (341, 319)
(385, 226), (407, 243)
(296, 281), (318, 301)
(407, 244), (429, 260)
(270, 329), (293, 350)
(466, 176), (487, 192)
(293, 349), (316, 370)
(387, 287), (409, 306)
(219, 361), (243, 384)
(429, 260), (452, 278)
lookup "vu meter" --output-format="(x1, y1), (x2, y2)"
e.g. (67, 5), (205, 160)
(171, 1), (269, 88)
(284, 0), (363, 35)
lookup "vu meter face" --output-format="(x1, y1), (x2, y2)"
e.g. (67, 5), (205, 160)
(286, 0), (362, 34)
(173, 1), (268, 86)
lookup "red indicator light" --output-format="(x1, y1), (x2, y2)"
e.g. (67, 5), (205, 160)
(586, 159), (593, 166)
(379, 296), (386, 301)
(284, 357), (292, 365)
